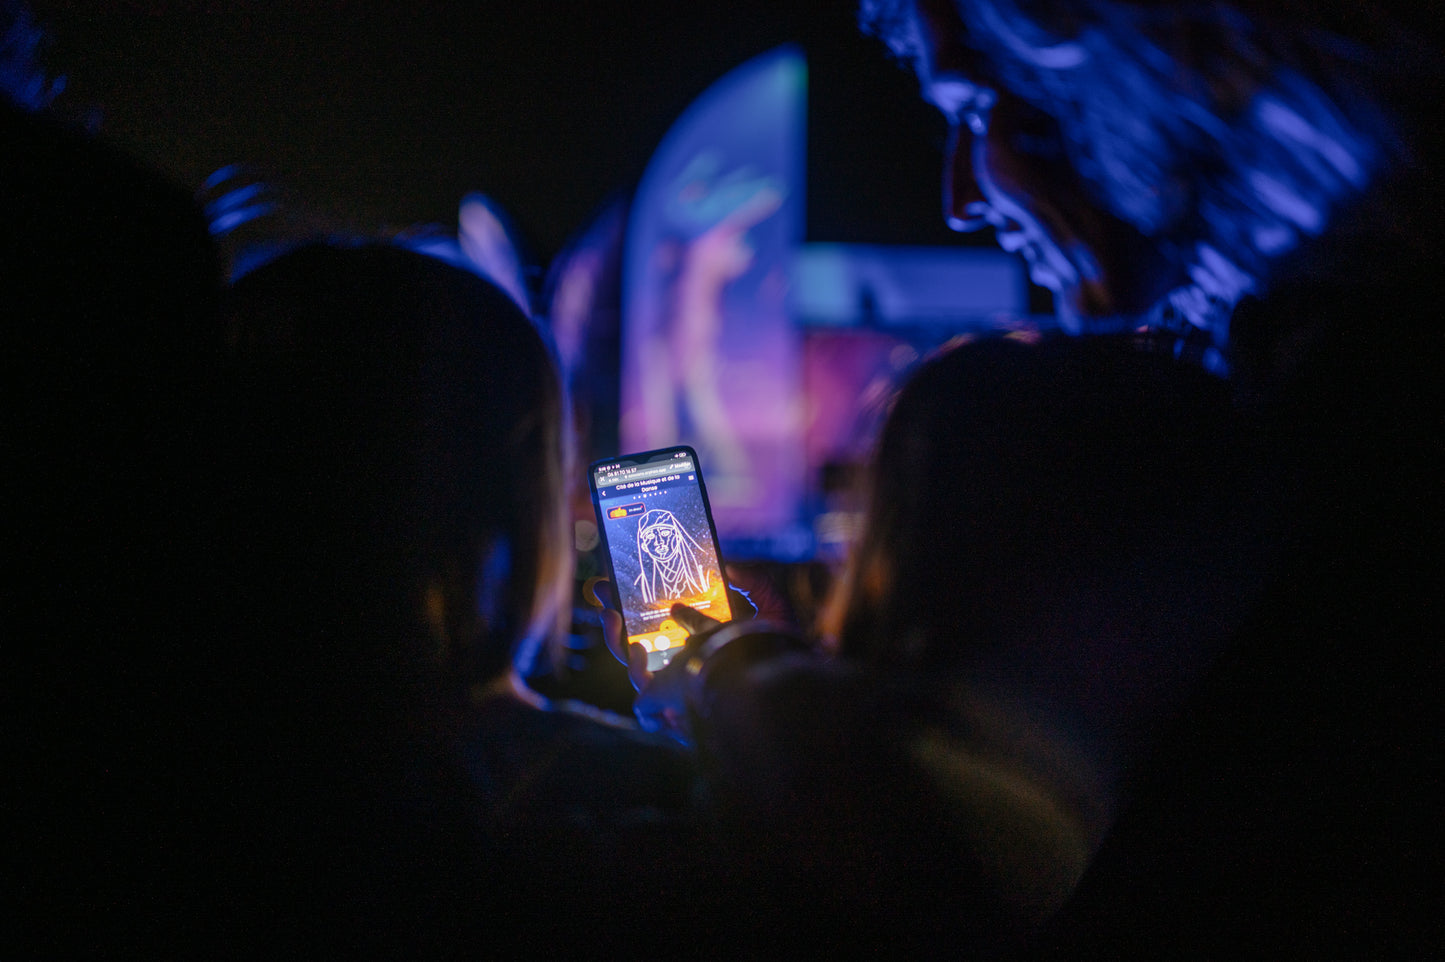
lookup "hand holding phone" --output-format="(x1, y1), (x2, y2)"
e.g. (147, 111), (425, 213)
(589, 446), (732, 671)
(591, 598), (722, 739)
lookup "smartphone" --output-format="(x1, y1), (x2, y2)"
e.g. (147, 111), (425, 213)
(589, 445), (732, 671)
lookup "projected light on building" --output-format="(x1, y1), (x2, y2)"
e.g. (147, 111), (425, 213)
(621, 46), (1039, 560)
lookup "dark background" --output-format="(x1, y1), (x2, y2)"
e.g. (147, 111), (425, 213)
(26, 0), (985, 266)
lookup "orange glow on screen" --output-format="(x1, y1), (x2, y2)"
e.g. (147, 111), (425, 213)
(635, 576), (731, 651)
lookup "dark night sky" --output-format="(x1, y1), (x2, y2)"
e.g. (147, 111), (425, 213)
(27, 0), (987, 265)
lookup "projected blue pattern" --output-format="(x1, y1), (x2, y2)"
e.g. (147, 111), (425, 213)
(200, 165), (277, 237)
(1, 2), (62, 110)
(862, 0), (1395, 365)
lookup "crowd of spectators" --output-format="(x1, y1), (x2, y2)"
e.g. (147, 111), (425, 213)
(8, 0), (1438, 954)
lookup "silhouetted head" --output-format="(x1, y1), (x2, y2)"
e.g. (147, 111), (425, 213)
(5, 75), (225, 659)
(225, 243), (572, 696)
(824, 335), (1284, 682)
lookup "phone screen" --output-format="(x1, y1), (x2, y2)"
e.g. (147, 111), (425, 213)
(590, 446), (732, 670)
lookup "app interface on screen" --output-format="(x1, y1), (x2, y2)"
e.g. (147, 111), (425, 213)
(593, 452), (730, 665)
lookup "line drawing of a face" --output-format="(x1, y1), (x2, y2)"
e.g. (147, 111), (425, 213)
(634, 508), (710, 604)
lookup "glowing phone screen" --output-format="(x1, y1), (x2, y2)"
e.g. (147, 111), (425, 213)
(591, 447), (731, 670)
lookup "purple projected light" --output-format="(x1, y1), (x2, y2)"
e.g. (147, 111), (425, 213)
(621, 46), (809, 559)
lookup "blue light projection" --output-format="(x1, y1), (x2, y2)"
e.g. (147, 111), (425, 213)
(622, 43), (1036, 558)
(1, 1), (62, 110)
(862, 0), (1398, 366)
(200, 165), (277, 237)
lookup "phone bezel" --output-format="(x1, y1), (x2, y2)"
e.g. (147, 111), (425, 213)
(588, 444), (730, 669)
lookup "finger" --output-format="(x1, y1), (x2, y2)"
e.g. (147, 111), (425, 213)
(592, 578), (630, 666)
(583, 575), (612, 610)
(590, 577), (616, 611)
(671, 603), (722, 637)
(626, 642), (652, 692)
(600, 607), (628, 666)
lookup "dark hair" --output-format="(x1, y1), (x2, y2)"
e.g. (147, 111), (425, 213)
(225, 243), (572, 691)
(823, 334), (1254, 670)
